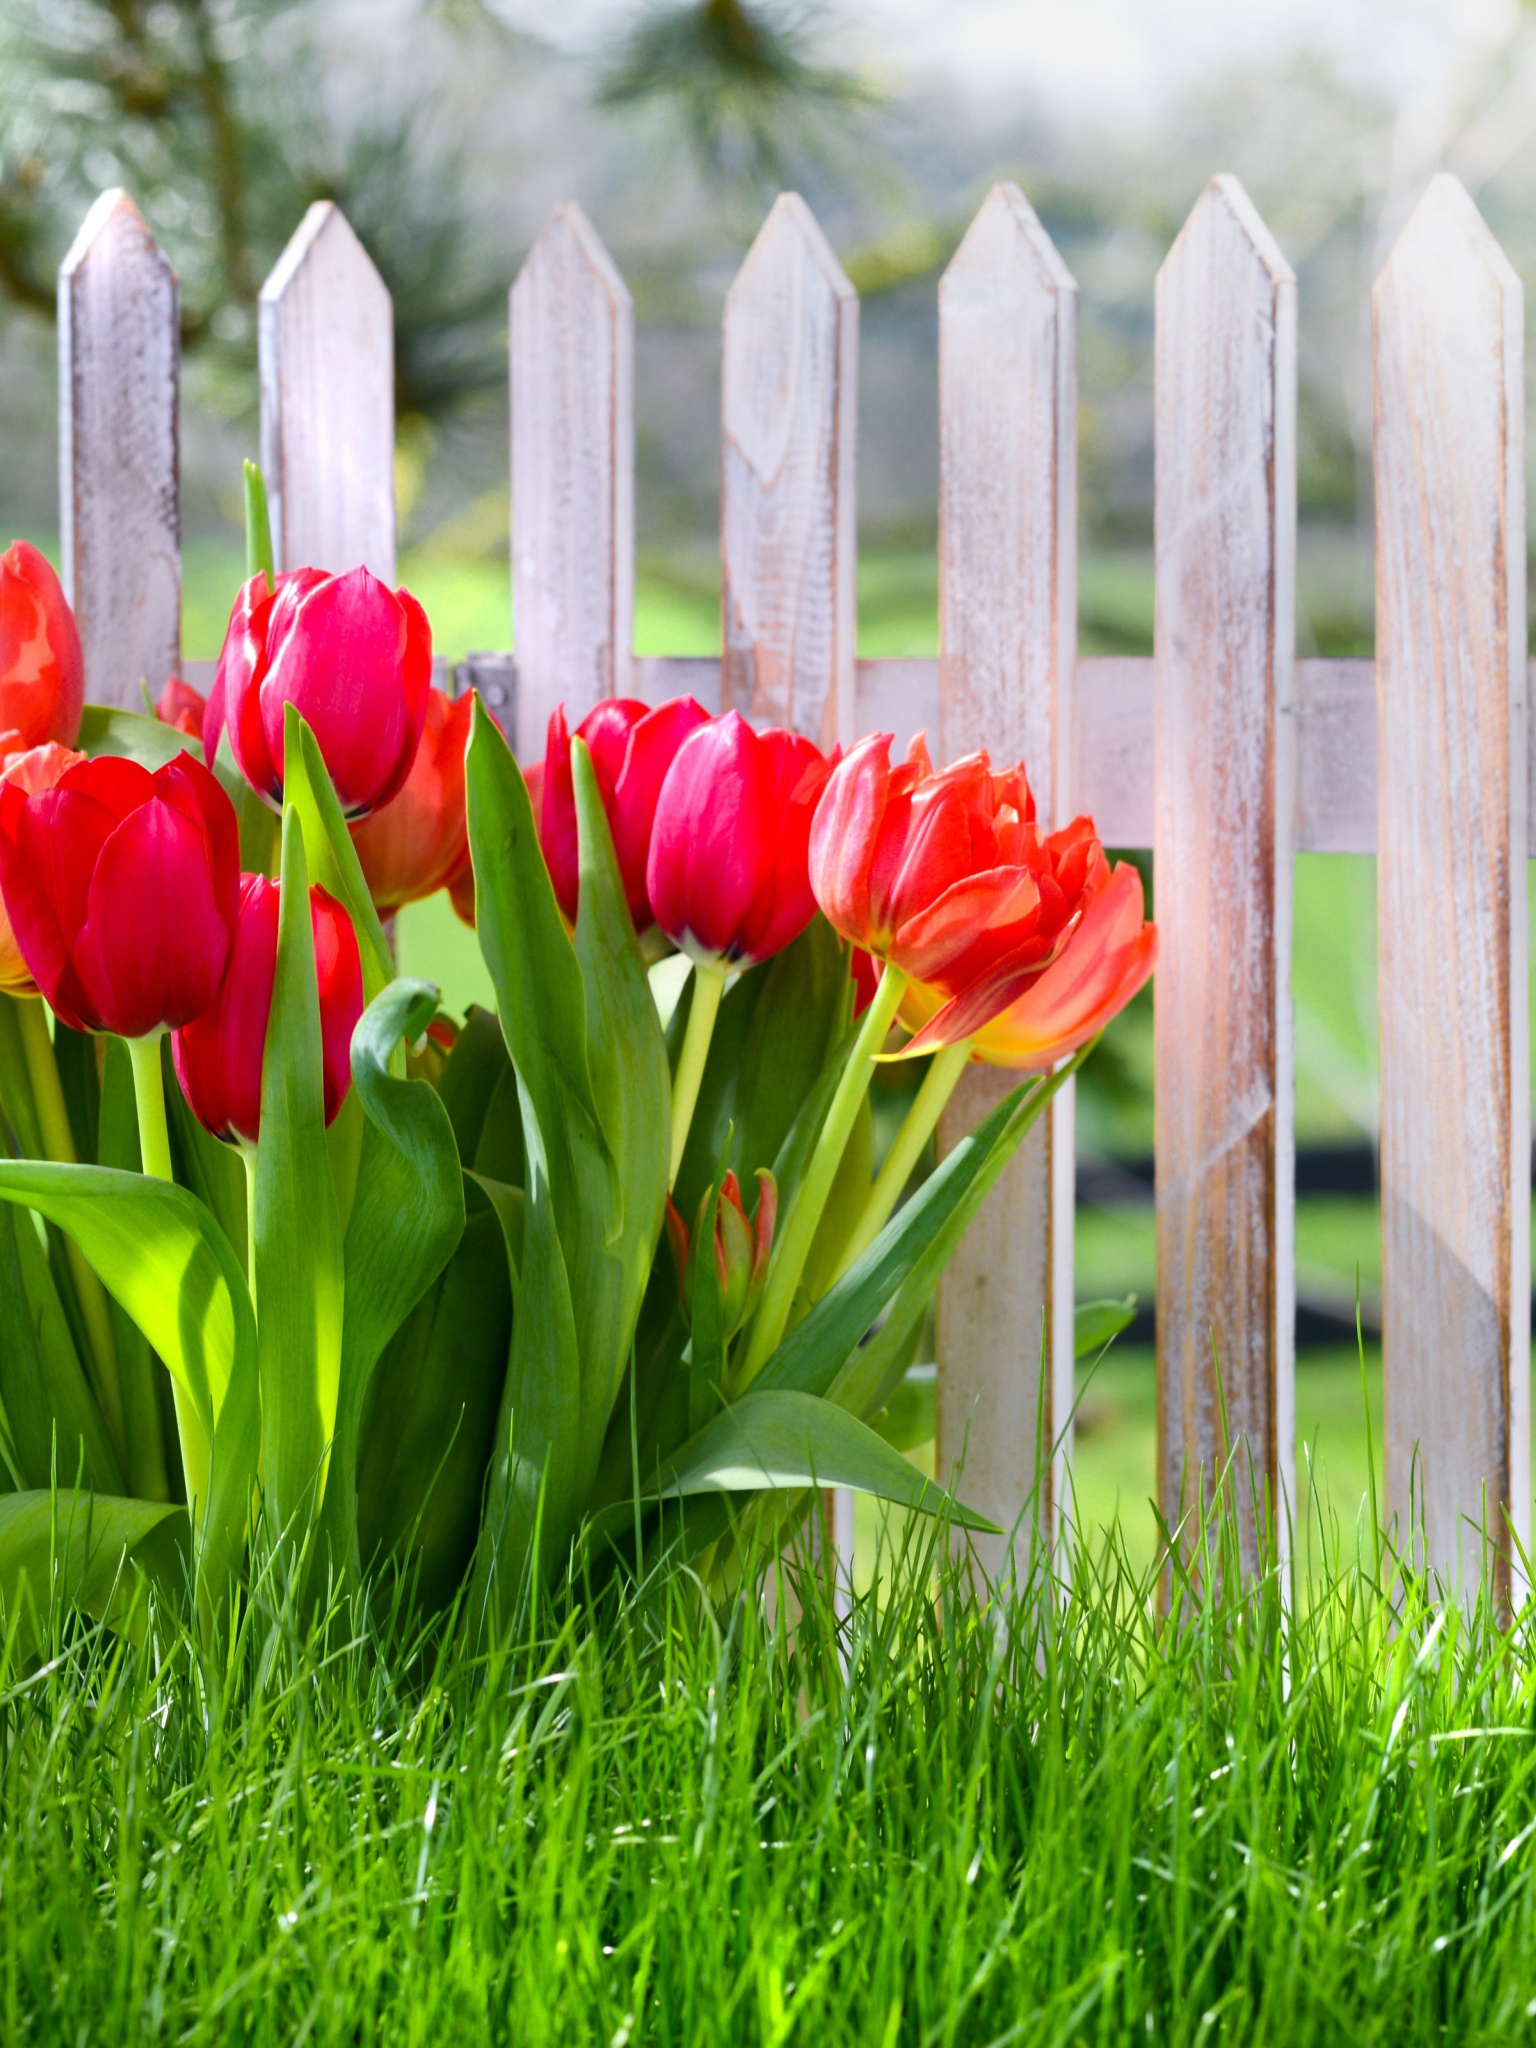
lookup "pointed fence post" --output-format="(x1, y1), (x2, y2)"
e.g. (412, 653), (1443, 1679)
(1373, 175), (1528, 1589)
(510, 203), (634, 761)
(934, 183), (1077, 1583)
(58, 190), (180, 710)
(1153, 176), (1297, 1574)
(259, 202), (395, 579)
(721, 194), (857, 752)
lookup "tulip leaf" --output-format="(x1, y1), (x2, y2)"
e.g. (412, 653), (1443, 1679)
(653, 1389), (998, 1531)
(311, 977), (465, 1585)
(0, 1161), (259, 1627)
(434, 1004), (514, 1165)
(0, 1201), (122, 1494)
(78, 704), (185, 770)
(254, 806), (345, 1543)
(163, 1036), (248, 1268)
(1074, 1295), (1138, 1358)
(282, 706), (394, 1001)
(0, 1489), (186, 1657)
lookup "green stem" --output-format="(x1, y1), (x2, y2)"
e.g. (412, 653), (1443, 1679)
(836, 1038), (973, 1279)
(669, 962), (727, 1189)
(241, 1141), (258, 1306)
(128, 1033), (211, 1519)
(17, 998), (128, 1465)
(736, 964), (908, 1390)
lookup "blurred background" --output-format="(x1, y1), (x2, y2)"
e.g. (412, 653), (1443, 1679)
(4, 0), (1534, 1562)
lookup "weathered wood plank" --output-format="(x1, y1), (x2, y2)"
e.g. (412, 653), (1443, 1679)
(1154, 176), (1297, 1573)
(259, 203), (395, 579)
(1373, 174), (1528, 1586)
(720, 194), (857, 752)
(58, 189), (180, 710)
(510, 203), (634, 759)
(931, 182), (1078, 1584)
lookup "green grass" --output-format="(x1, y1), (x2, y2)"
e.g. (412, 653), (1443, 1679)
(6, 1497), (1536, 2043)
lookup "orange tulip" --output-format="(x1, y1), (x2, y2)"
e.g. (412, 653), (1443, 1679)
(350, 687), (472, 913)
(898, 859), (1157, 1067)
(0, 741), (90, 994)
(0, 542), (84, 750)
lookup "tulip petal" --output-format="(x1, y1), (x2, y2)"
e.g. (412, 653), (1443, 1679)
(74, 798), (233, 1038)
(808, 730), (892, 944)
(646, 711), (776, 962)
(734, 728), (830, 963)
(610, 695), (711, 926)
(0, 540), (84, 749)
(889, 863), (1043, 989)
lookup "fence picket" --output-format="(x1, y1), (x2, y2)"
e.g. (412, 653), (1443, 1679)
(259, 203), (395, 580)
(1373, 175), (1528, 1586)
(933, 183), (1077, 1578)
(1153, 176), (1297, 1572)
(58, 190), (180, 711)
(721, 194), (857, 752)
(511, 204), (634, 760)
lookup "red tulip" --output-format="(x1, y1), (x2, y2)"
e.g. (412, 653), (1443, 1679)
(350, 687), (472, 913)
(172, 873), (363, 1146)
(809, 731), (1118, 1046)
(0, 743), (87, 996)
(0, 540), (84, 749)
(899, 860), (1157, 1066)
(206, 566), (432, 817)
(541, 695), (710, 932)
(665, 1167), (777, 1339)
(646, 712), (832, 967)
(0, 751), (240, 1037)
(156, 677), (207, 738)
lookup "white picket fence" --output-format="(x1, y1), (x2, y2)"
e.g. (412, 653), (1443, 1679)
(52, 171), (1530, 1592)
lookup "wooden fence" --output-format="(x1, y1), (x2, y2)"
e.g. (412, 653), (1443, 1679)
(51, 171), (1530, 1592)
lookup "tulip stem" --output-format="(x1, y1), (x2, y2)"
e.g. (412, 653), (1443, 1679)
(736, 963), (909, 1391)
(835, 1039), (973, 1280)
(669, 961), (727, 1189)
(127, 1032), (212, 1522)
(240, 1142), (258, 1307)
(17, 996), (128, 1466)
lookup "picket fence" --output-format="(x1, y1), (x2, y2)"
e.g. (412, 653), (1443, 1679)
(50, 170), (1529, 1592)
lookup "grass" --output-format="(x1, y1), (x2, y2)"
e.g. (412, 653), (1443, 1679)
(6, 1485), (1536, 2043)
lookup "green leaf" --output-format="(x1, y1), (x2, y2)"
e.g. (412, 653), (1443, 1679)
(0, 1163), (259, 1625)
(653, 1389), (997, 1531)
(78, 704), (186, 770)
(0, 1203), (122, 1494)
(0, 1490), (186, 1656)
(164, 1037), (247, 1265)
(1075, 1296), (1137, 1358)
(435, 1005), (514, 1165)
(254, 804), (345, 1540)
(281, 706), (394, 1002)
(98, 1040), (175, 1501)
(311, 978), (465, 1584)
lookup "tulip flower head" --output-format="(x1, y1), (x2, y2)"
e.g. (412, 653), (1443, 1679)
(665, 1167), (777, 1341)
(0, 540), (84, 750)
(0, 742), (87, 997)
(173, 873), (363, 1146)
(0, 750), (241, 1038)
(540, 695), (710, 934)
(207, 565), (432, 817)
(350, 686), (472, 913)
(647, 711), (833, 968)
(156, 677), (208, 738)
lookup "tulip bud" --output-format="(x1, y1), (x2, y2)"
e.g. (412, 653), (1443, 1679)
(540, 695), (710, 933)
(646, 711), (832, 968)
(666, 1168), (777, 1340)
(207, 565), (432, 817)
(0, 742), (87, 997)
(0, 541), (84, 750)
(172, 873), (363, 1145)
(0, 750), (241, 1038)
(156, 677), (207, 738)
(350, 686), (472, 913)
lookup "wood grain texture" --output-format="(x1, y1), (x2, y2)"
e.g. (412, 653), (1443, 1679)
(58, 189), (180, 710)
(720, 194), (857, 752)
(259, 203), (395, 580)
(933, 183), (1078, 1582)
(1373, 174), (1529, 1585)
(510, 203), (634, 759)
(1154, 176), (1297, 1573)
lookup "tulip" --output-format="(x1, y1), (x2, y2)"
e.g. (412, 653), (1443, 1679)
(207, 565), (432, 817)
(172, 873), (363, 1147)
(156, 677), (207, 738)
(0, 742), (87, 997)
(540, 695), (710, 933)
(350, 687), (472, 912)
(0, 540), (84, 749)
(665, 1168), (777, 1342)
(0, 750), (240, 1039)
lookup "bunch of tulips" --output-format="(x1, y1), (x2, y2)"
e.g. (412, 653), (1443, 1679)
(0, 479), (1154, 1645)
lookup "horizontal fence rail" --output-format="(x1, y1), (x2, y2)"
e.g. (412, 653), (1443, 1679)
(56, 170), (1536, 1587)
